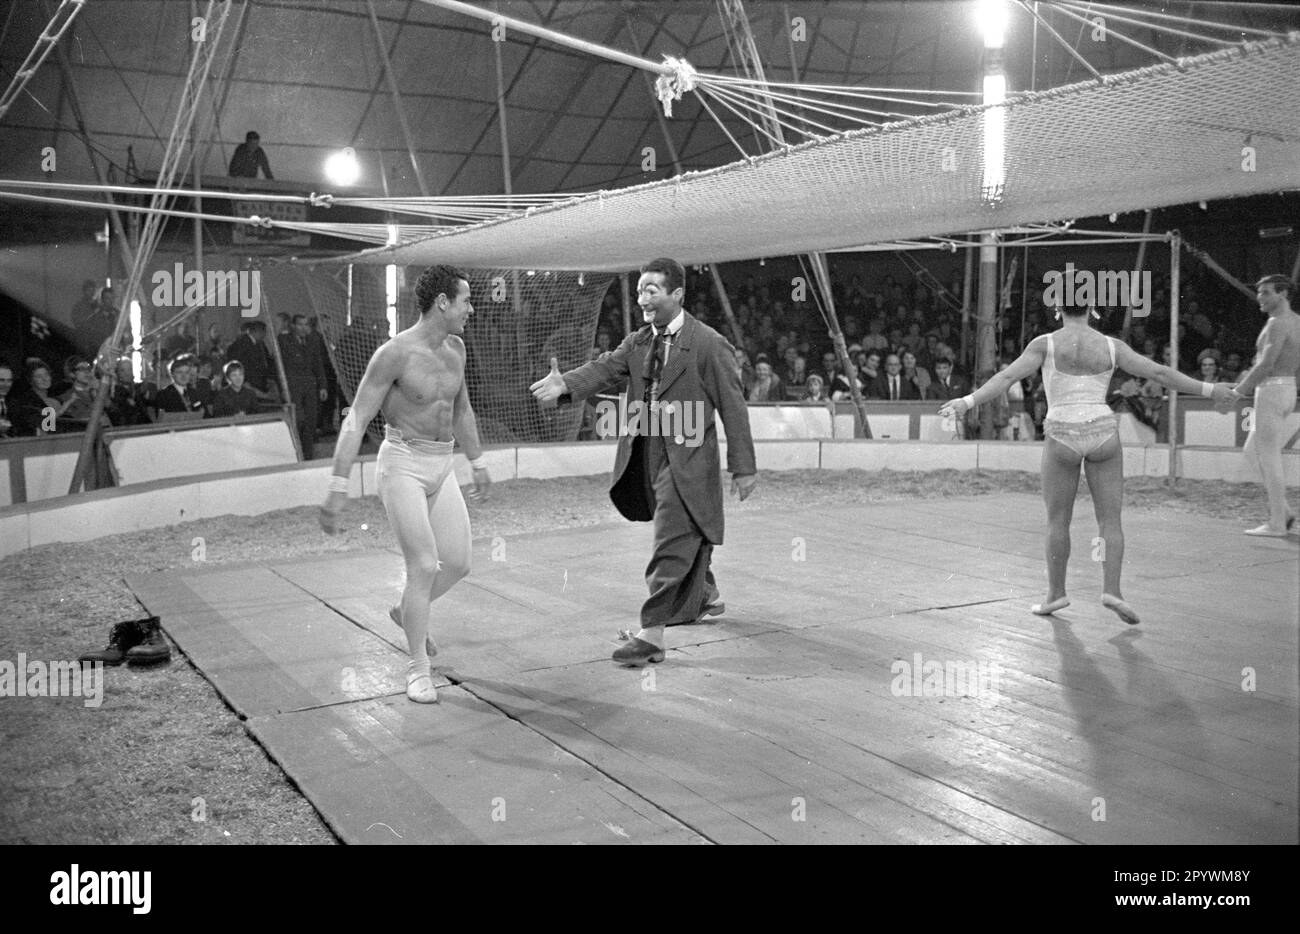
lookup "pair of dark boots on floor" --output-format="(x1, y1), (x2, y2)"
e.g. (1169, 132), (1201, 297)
(79, 616), (171, 667)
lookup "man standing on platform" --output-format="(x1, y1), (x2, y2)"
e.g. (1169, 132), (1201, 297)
(1231, 274), (1300, 537)
(228, 131), (274, 180)
(318, 265), (490, 704)
(530, 257), (757, 667)
(279, 313), (327, 458)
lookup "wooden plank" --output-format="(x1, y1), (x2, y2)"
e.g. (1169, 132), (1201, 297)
(126, 568), (434, 717)
(463, 661), (1074, 844)
(248, 689), (706, 845)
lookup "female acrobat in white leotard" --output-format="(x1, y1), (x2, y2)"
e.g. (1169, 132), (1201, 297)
(939, 305), (1237, 626)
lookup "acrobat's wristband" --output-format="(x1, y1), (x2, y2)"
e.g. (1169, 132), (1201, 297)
(1200, 382), (1214, 398)
(470, 456), (487, 471)
(328, 475), (349, 494)
(960, 394), (976, 410)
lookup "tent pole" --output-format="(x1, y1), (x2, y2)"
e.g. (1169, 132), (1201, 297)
(1167, 231), (1181, 483)
(366, 0), (429, 197)
(420, 0), (667, 76)
(960, 237), (974, 368)
(53, 26), (148, 493)
(1121, 209), (1154, 344)
(976, 232), (999, 440)
(490, 5), (524, 363)
(190, 0), (205, 357)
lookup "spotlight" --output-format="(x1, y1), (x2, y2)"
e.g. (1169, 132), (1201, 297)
(324, 147), (360, 187)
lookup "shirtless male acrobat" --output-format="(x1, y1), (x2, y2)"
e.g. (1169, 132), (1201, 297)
(319, 265), (490, 703)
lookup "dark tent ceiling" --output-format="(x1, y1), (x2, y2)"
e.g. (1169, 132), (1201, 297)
(4, 0), (1295, 206)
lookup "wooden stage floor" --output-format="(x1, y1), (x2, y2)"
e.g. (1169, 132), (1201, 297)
(126, 494), (1298, 844)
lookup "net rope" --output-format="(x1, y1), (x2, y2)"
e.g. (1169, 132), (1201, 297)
(265, 265), (613, 445)
(330, 34), (1300, 273)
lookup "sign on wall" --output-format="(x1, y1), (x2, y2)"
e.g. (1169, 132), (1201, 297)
(232, 201), (310, 246)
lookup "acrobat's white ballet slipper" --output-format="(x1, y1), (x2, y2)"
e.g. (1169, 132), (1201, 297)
(1101, 594), (1141, 625)
(1031, 597), (1070, 616)
(390, 606), (438, 657)
(405, 664), (439, 704)
(1244, 524), (1289, 538)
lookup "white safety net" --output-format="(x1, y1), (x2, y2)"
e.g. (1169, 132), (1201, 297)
(335, 35), (1300, 272)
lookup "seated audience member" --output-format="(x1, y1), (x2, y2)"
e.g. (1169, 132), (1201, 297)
(830, 362), (861, 402)
(870, 353), (921, 401)
(861, 318), (889, 352)
(12, 358), (63, 433)
(57, 356), (109, 429)
(993, 360), (1033, 440)
(858, 350), (882, 397)
(1221, 352), (1242, 382)
(0, 361), (14, 437)
(154, 355), (206, 417)
(204, 323), (226, 367)
(901, 349), (931, 399)
(734, 348), (755, 394)
(919, 333), (940, 371)
(226, 320), (277, 401)
(747, 356), (785, 402)
(780, 346), (801, 383)
(935, 342), (963, 376)
(784, 355), (808, 394)
(211, 361), (260, 417)
(821, 348), (863, 398)
(1161, 342), (1189, 373)
(229, 131), (274, 179)
(803, 373), (829, 403)
(926, 357), (967, 401)
(192, 355), (217, 410)
(106, 358), (152, 426)
(1197, 350), (1228, 383)
(161, 321), (195, 361)
(1108, 367), (1160, 432)
(819, 350), (839, 384)
(903, 323), (925, 356)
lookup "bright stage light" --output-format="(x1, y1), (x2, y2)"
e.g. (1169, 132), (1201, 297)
(129, 300), (142, 381)
(981, 73), (1006, 203)
(977, 0), (1008, 50)
(325, 147), (361, 187)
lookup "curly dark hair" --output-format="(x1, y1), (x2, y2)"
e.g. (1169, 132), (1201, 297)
(415, 265), (470, 314)
(640, 257), (684, 295)
(1256, 274), (1293, 299)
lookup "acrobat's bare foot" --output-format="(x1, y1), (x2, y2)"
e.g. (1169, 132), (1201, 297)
(1101, 593), (1141, 625)
(390, 605), (438, 658)
(1031, 596), (1070, 616)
